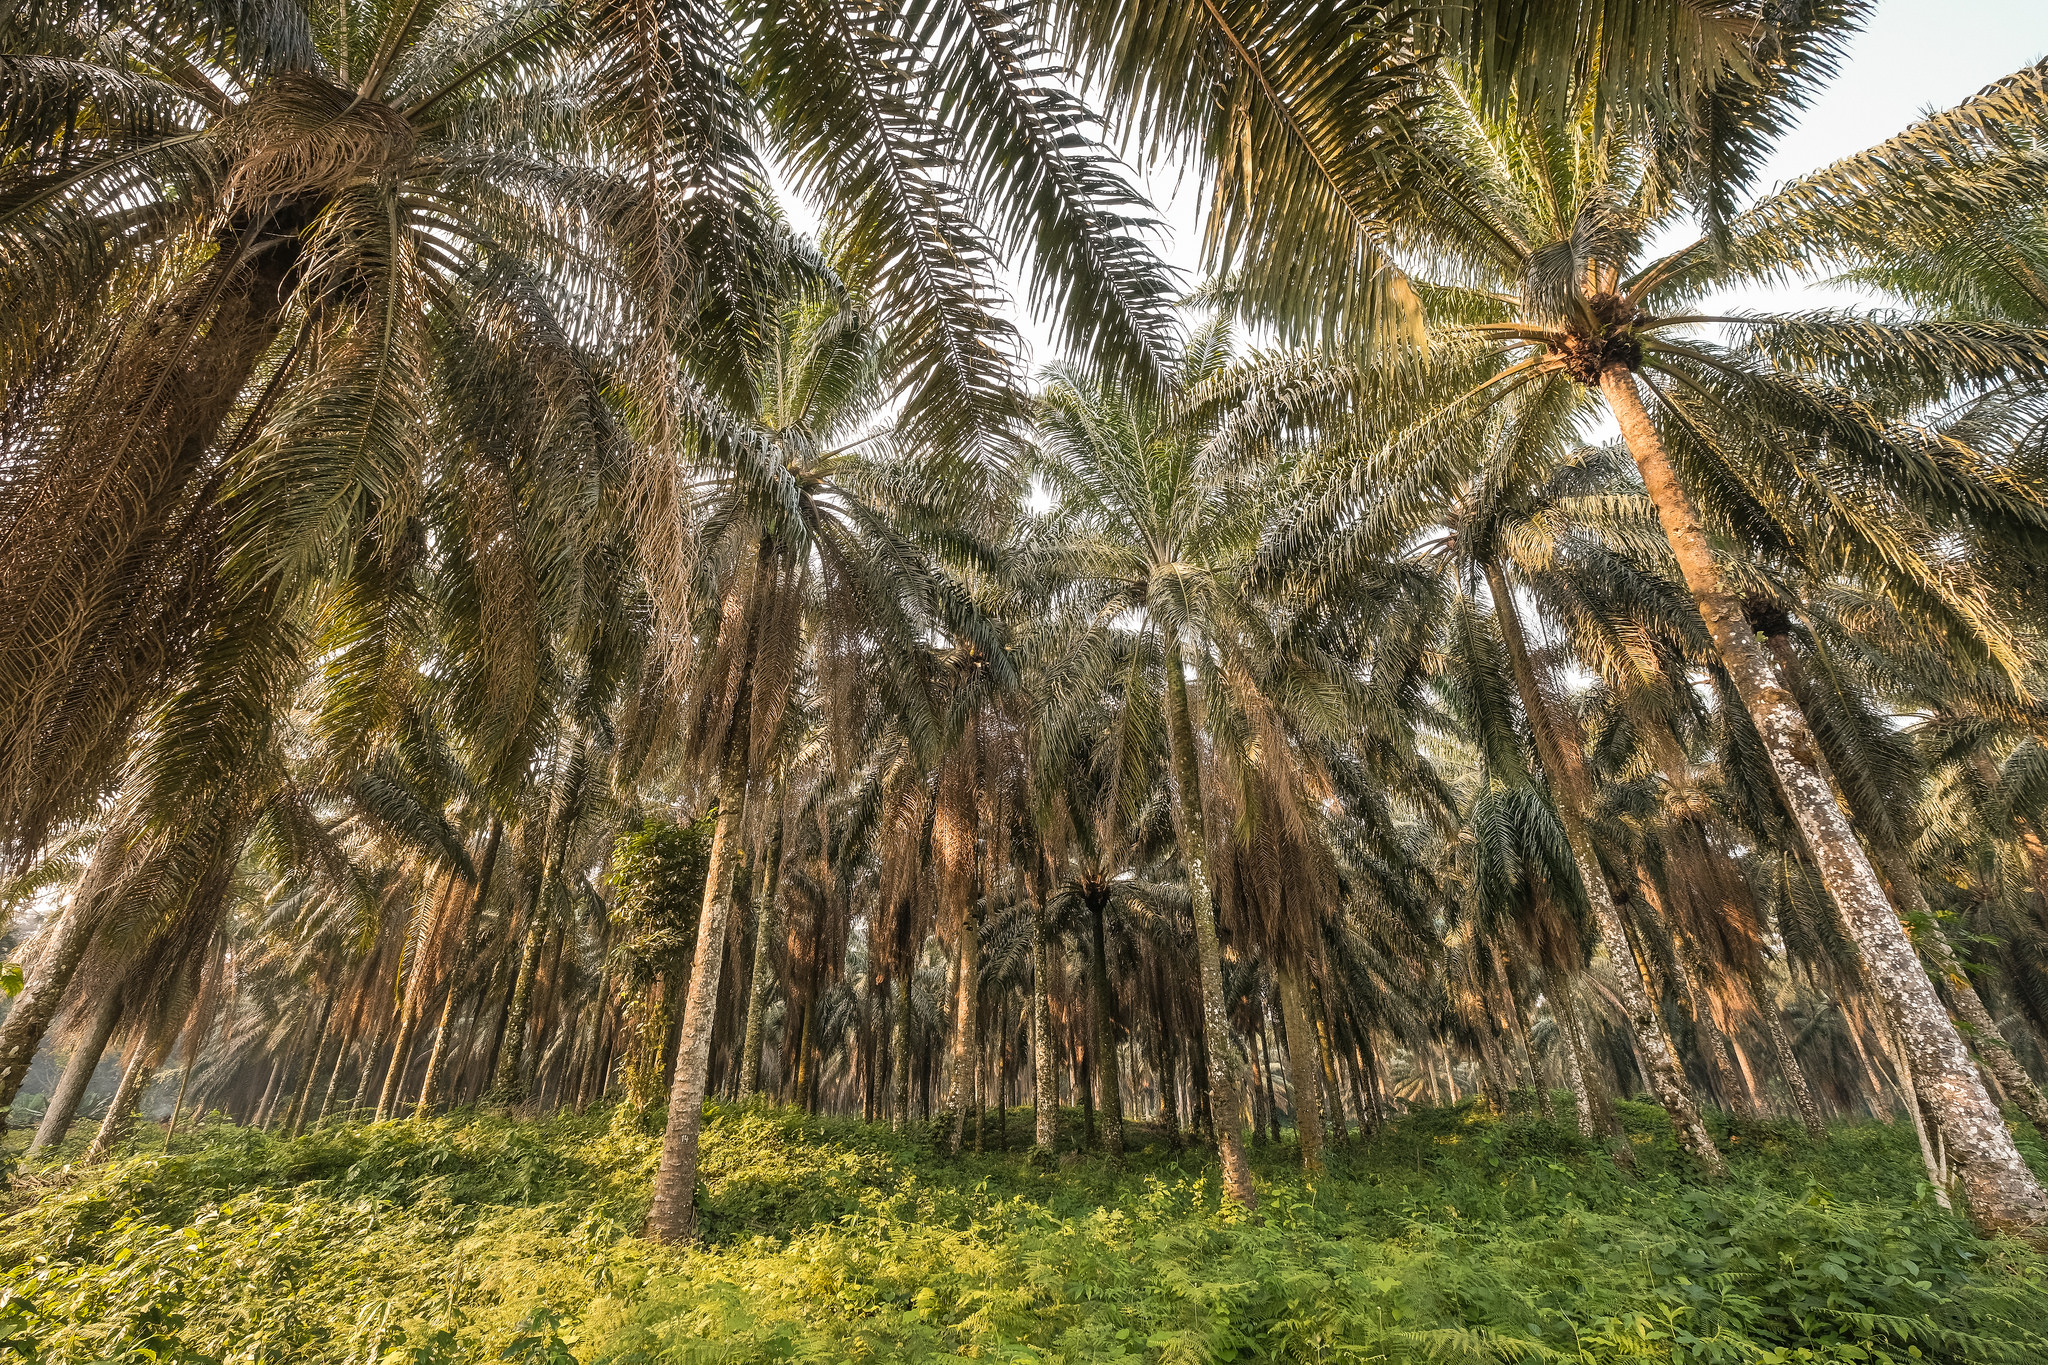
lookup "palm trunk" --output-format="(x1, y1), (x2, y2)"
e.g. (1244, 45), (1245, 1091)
(1312, 986), (1351, 1143)
(1552, 983), (1600, 1140)
(414, 975), (466, 1121)
(1747, 959), (1828, 1139)
(948, 916), (982, 1154)
(738, 788), (787, 1099)
(645, 569), (763, 1242)
(1880, 854), (2048, 1138)
(1030, 887), (1058, 1152)
(287, 995), (339, 1135)
(416, 820), (502, 1119)
(1163, 639), (1255, 1210)
(1602, 364), (2045, 1232)
(0, 893), (111, 1139)
(1275, 965), (1325, 1170)
(892, 973), (914, 1131)
(376, 1003), (422, 1123)
(491, 887), (550, 1104)
(1486, 559), (1724, 1172)
(84, 1046), (153, 1163)
(1085, 890), (1125, 1159)
(29, 991), (123, 1157)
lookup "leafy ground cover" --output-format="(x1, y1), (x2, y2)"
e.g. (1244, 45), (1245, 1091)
(2, 1103), (2045, 1364)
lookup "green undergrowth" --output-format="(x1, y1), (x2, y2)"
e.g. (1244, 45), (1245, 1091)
(3, 1101), (2046, 1364)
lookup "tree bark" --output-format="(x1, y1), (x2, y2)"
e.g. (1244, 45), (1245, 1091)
(1486, 559), (1724, 1172)
(84, 1047), (153, 1163)
(0, 892), (112, 1140)
(947, 914), (982, 1154)
(1029, 886), (1058, 1152)
(738, 786), (786, 1099)
(29, 991), (123, 1157)
(645, 566), (763, 1242)
(891, 974), (913, 1131)
(1746, 959), (1828, 1139)
(287, 994), (338, 1135)
(1085, 889), (1125, 1159)
(1163, 638), (1255, 1210)
(491, 888), (549, 1104)
(1275, 965), (1325, 1170)
(1602, 364), (2046, 1232)
(375, 1007), (421, 1123)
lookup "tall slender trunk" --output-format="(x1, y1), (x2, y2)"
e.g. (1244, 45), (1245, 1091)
(1312, 985), (1351, 1143)
(1163, 638), (1255, 1209)
(287, 995), (338, 1135)
(84, 1046), (153, 1163)
(738, 786), (786, 1099)
(1878, 853), (2048, 1138)
(1746, 958), (1828, 1139)
(253, 1055), (287, 1127)
(646, 543), (769, 1241)
(947, 915), (981, 1154)
(1602, 365), (2045, 1232)
(1487, 559), (1723, 1171)
(315, 1018), (351, 1126)
(29, 991), (123, 1157)
(891, 974), (913, 1131)
(1552, 984), (1600, 1140)
(415, 820), (503, 1118)
(376, 1007), (421, 1123)
(1274, 965), (1325, 1170)
(0, 893), (111, 1140)
(1660, 907), (1751, 1120)
(414, 975), (466, 1121)
(1085, 889), (1125, 1159)
(1029, 887), (1058, 1151)
(491, 884), (550, 1103)
(1493, 952), (1551, 1116)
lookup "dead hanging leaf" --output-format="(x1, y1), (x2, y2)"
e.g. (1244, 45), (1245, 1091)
(214, 73), (415, 220)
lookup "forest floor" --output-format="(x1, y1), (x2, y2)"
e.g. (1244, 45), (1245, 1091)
(2, 1101), (2046, 1364)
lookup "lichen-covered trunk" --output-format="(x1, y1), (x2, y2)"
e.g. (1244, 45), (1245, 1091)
(645, 729), (751, 1242)
(1029, 890), (1058, 1151)
(1164, 640), (1255, 1210)
(891, 974), (914, 1132)
(738, 792), (786, 1099)
(0, 892), (112, 1142)
(947, 916), (982, 1155)
(29, 991), (124, 1157)
(1275, 966), (1325, 1171)
(1892, 861), (2048, 1138)
(1604, 365), (2045, 1232)
(1487, 559), (1722, 1171)
(1086, 892), (1125, 1159)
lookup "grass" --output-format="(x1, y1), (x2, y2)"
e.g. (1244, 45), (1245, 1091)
(2, 1101), (2046, 1363)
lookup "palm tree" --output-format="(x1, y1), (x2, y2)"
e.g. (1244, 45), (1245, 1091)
(1027, 316), (1285, 1205)
(642, 240), (1002, 1241)
(1254, 62), (2048, 1230)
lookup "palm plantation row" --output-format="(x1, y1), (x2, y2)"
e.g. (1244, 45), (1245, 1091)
(7, 1), (2048, 1243)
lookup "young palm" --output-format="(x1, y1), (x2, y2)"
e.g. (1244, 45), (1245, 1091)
(644, 245), (994, 1241)
(1027, 316), (1283, 1205)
